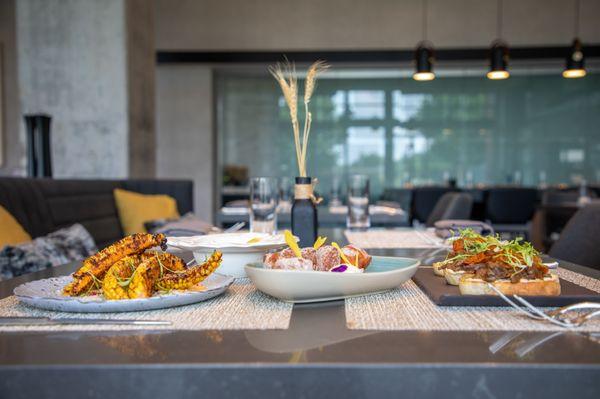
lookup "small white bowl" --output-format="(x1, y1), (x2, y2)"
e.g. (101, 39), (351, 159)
(167, 233), (288, 278)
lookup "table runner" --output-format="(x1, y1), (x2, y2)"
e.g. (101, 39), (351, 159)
(345, 229), (445, 249)
(346, 268), (600, 332)
(0, 279), (292, 332)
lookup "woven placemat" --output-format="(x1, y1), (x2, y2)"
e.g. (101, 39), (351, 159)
(0, 279), (292, 332)
(345, 229), (445, 249)
(346, 268), (600, 332)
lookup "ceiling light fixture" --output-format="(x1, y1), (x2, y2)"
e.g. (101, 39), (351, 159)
(487, 0), (509, 80)
(488, 41), (510, 80)
(413, 0), (435, 81)
(563, 0), (586, 78)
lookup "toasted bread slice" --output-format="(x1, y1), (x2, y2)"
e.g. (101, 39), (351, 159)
(459, 273), (561, 296)
(432, 262), (445, 276)
(444, 268), (472, 285)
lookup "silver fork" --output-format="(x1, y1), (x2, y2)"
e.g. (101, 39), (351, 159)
(487, 283), (600, 328)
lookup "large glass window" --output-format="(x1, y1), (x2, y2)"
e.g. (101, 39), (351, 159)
(217, 67), (600, 200)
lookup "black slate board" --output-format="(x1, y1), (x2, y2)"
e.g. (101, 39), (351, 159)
(412, 266), (600, 307)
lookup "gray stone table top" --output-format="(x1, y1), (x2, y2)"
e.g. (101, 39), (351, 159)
(0, 228), (599, 399)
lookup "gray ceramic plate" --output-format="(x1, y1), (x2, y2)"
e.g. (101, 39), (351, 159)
(245, 256), (420, 303)
(13, 273), (234, 313)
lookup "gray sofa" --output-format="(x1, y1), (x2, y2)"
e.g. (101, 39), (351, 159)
(0, 177), (193, 249)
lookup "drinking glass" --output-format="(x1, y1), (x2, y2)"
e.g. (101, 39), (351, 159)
(250, 177), (278, 233)
(277, 177), (293, 213)
(346, 175), (370, 230)
(329, 176), (343, 207)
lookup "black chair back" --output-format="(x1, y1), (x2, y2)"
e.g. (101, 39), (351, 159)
(426, 193), (473, 227)
(542, 190), (579, 205)
(549, 203), (600, 270)
(484, 187), (538, 224)
(411, 187), (456, 223)
(542, 189), (596, 205)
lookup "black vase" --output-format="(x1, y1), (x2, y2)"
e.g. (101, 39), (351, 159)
(291, 176), (318, 247)
(25, 114), (52, 178)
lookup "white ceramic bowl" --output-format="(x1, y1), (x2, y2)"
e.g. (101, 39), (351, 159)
(167, 233), (288, 278)
(245, 256), (420, 303)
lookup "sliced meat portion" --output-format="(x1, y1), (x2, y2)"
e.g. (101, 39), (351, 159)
(315, 245), (341, 271)
(301, 247), (318, 265)
(274, 257), (314, 271)
(341, 245), (372, 269)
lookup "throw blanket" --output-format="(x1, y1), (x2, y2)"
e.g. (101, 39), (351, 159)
(0, 224), (97, 280)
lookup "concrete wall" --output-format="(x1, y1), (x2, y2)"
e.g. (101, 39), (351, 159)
(156, 65), (213, 221)
(126, 0), (157, 178)
(0, 0), (23, 175)
(155, 0), (600, 50)
(16, 0), (129, 178)
(2, 0), (156, 179)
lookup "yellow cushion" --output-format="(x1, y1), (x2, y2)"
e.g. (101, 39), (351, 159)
(113, 188), (180, 235)
(0, 205), (32, 247)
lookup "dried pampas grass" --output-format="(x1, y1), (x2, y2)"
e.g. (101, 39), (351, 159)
(269, 60), (330, 177)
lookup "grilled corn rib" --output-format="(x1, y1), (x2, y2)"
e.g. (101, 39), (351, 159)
(155, 251), (222, 291)
(102, 255), (144, 300)
(127, 252), (187, 299)
(74, 233), (167, 278)
(63, 233), (167, 296)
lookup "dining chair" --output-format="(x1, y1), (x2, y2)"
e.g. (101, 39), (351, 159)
(548, 203), (600, 271)
(426, 193), (474, 227)
(542, 189), (596, 205)
(484, 187), (538, 239)
(411, 186), (456, 224)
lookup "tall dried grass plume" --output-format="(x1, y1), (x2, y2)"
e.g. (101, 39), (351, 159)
(269, 60), (330, 177)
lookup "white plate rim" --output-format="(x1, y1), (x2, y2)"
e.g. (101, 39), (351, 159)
(13, 273), (235, 311)
(167, 232), (289, 251)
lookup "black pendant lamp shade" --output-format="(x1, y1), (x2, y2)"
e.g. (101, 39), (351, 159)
(487, 41), (510, 80)
(413, 43), (435, 81)
(563, 38), (586, 78)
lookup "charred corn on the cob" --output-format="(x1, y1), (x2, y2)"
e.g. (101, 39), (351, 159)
(127, 252), (187, 299)
(155, 251), (222, 291)
(102, 255), (143, 300)
(64, 233), (166, 296)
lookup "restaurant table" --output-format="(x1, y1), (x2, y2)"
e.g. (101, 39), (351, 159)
(1, 228), (599, 399)
(216, 208), (409, 228)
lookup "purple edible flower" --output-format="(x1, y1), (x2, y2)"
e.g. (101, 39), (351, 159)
(330, 264), (348, 273)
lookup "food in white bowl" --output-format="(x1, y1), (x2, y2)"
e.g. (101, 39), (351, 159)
(167, 232), (290, 278)
(262, 231), (371, 273)
(244, 231), (420, 303)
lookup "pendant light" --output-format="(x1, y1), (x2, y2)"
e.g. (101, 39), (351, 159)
(413, 0), (435, 81)
(487, 0), (509, 80)
(563, 0), (586, 78)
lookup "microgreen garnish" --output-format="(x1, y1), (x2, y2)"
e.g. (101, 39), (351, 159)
(114, 258), (138, 288)
(83, 271), (104, 295)
(440, 228), (541, 273)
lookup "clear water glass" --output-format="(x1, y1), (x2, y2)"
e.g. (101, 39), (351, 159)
(250, 177), (278, 233)
(329, 176), (343, 207)
(277, 177), (293, 213)
(347, 175), (370, 230)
